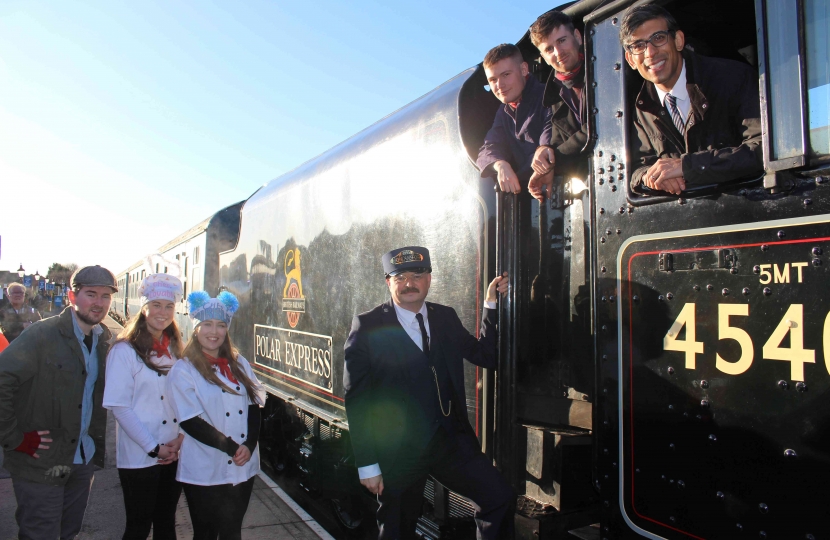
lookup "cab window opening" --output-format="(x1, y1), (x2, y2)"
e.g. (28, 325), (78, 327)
(458, 16), (585, 168)
(622, 0), (763, 201)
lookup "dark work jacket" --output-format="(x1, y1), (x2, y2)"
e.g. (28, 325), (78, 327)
(630, 50), (763, 190)
(477, 75), (552, 179)
(343, 300), (497, 474)
(0, 308), (111, 485)
(542, 71), (590, 181)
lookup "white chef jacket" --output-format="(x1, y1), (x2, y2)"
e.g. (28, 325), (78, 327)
(103, 342), (180, 469)
(167, 354), (266, 486)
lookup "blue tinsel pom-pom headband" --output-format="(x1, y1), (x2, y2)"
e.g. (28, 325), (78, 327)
(188, 290), (239, 326)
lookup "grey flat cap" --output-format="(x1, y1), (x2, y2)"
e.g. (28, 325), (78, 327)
(71, 265), (118, 292)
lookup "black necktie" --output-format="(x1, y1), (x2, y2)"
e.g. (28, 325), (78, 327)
(415, 313), (430, 355)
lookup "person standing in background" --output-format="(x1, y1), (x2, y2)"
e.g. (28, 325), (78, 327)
(0, 282), (42, 343)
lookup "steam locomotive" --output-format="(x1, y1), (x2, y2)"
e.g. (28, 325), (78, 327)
(113, 0), (830, 537)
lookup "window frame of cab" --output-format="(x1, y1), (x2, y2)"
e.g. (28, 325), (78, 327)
(586, 0), (777, 203)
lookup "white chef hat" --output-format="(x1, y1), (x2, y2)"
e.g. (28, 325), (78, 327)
(139, 273), (184, 307)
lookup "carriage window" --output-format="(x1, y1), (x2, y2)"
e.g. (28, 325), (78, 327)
(805, 0), (829, 159)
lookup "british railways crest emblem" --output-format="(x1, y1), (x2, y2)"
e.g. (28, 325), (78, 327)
(282, 248), (305, 328)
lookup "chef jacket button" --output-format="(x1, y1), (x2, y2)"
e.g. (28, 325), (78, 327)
(238, 410), (243, 414)
(158, 372), (162, 377)
(173, 418), (177, 423)
(162, 420), (167, 425)
(226, 412), (230, 417)
(160, 396), (164, 400)
(222, 390), (226, 393)
(241, 434), (245, 438)
(228, 460), (232, 464)
(236, 386), (240, 391)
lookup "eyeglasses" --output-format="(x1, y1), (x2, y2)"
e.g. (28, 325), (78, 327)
(391, 272), (427, 284)
(625, 31), (671, 55)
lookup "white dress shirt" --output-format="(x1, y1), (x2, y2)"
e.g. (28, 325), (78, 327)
(168, 355), (266, 486)
(655, 60), (691, 126)
(357, 299), (497, 480)
(103, 342), (180, 469)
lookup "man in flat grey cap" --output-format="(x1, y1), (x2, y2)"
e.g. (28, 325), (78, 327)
(0, 265), (118, 540)
(344, 247), (515, 539)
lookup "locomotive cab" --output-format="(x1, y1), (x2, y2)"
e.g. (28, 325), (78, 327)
(583, 0), (830, 538)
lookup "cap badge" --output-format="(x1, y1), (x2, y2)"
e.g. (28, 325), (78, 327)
(391, 250), (424, 266)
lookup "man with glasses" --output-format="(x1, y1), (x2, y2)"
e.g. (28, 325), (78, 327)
(344, 246), (515, 539)
(0, 283), (42, 343)
(621, 4), (762, 195)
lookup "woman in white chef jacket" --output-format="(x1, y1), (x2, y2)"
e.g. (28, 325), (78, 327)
(168, 290), (265, 540)
(103, 273), (185, 540)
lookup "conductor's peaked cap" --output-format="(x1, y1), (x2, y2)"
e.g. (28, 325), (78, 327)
(382, 246), (432, 276)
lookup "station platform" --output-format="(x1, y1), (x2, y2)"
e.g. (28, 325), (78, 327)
(0, 316), (334, 540)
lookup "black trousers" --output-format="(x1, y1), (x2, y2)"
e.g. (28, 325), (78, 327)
(118, 462), (182, 540)
(377, 426), (516, 540)
(182, 476), (255, 540)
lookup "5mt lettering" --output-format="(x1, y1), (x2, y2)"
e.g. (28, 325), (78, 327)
(663, 303), (829, 382)
(757, 262), (808, 284)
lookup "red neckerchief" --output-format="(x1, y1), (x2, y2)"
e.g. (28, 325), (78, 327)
(508, 74), (531, 109)
(204, 352), (238, 384)
(151, 334), (171, 359)
(555, 54), (585, 88)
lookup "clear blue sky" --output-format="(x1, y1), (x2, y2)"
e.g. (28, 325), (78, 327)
(0, 0), (558, 278)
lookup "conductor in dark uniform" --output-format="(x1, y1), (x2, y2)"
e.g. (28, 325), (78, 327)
(344, 246), (515, 539)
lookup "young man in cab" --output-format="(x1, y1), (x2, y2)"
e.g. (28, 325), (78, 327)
(621, 4), (763, 195)
(0, 266), (117, 539)
(477, 43), (552, 195)
(526, 10), (592, 202)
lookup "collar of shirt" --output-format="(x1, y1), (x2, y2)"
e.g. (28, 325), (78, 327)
(392, 301), (429, 351)
(69, 307), (102, 465)
(655, 59), (690, 118)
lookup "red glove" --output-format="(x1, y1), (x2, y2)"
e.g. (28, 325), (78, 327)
(15, 431), (41, 457)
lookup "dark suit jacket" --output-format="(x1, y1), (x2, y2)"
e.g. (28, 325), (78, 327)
(476, 75), (553, 179)
(343, 299), (497, 474)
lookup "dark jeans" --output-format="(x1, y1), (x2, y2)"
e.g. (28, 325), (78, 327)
(182, 476), (255, 540)
(11, 462), (96, 540)
(118, 462), (181, 540)
(377, 426), (516, 540)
